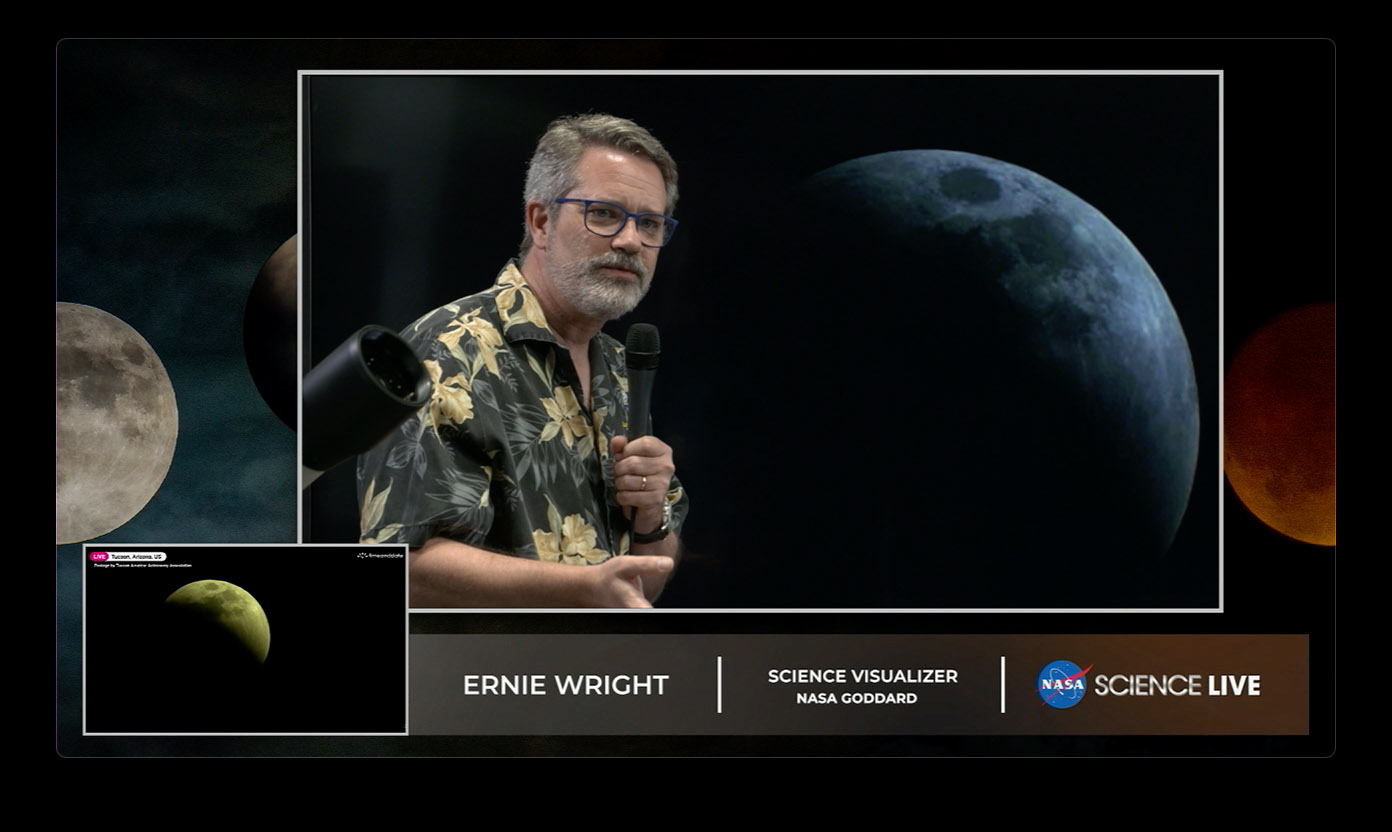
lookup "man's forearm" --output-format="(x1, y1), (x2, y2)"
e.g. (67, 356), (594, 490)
(409, 536), (673, 609)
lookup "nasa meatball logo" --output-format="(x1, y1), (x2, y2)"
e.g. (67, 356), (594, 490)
(1037, 659), (1091, 709)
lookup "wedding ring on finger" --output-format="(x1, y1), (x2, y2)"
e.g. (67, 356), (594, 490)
(641, 475), (648, 491)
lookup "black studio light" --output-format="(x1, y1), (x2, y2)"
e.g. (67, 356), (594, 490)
(302, 326), (429, 487)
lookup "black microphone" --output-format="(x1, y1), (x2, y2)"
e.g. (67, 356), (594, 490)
(625, 323), (660, 439)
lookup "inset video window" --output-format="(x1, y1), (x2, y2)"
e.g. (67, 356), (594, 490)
(83, 544), (407, 735)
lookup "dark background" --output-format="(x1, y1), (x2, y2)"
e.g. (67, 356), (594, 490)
(56, 38), (1335, 757)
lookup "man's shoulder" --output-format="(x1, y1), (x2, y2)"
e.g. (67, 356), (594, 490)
(402, 284), (508, 342)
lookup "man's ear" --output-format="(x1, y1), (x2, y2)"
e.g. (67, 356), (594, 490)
(524, 200), (550, 250)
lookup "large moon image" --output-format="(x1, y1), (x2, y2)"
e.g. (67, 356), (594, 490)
(56, 303), (178, 544)
(782, 150), (1200, 606)
(1224, 303), (1335, 545)
(164, 579), (271, 664)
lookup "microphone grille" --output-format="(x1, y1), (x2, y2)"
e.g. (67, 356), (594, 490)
(625, 323), (660, 369)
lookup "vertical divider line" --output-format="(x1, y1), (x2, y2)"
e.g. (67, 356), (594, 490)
(717, 655), (724, 715)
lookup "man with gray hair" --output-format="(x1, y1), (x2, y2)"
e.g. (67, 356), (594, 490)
(358, 113), (689, 608)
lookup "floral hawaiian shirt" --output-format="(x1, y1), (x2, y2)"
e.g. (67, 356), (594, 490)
(357, 261), (687, 565)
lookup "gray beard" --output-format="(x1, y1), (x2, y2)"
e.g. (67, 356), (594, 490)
(552, 252), (651, 322)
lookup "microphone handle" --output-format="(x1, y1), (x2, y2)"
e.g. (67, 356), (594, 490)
(627, 367), (657, 439)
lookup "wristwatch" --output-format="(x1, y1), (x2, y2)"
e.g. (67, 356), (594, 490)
(632, 500), (672, 544)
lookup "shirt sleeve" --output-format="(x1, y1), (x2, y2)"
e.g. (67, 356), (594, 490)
(356, 312), (499, 549)
(666, 476), (690, 540)
(356, 411), (496, 548)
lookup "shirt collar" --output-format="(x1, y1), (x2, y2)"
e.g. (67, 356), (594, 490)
(494, 260), (559, 346)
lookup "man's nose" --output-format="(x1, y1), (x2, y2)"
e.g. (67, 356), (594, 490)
(611, 216), (643, 253)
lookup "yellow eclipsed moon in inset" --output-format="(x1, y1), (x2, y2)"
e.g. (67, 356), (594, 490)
(1224, 303), (1335, 545)
(165, 580), (270, 663)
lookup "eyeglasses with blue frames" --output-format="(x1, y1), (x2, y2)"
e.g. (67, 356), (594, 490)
(554, 199), (679, 248)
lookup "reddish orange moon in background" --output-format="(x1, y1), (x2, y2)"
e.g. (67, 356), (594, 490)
(1224, 303), (1335, 545)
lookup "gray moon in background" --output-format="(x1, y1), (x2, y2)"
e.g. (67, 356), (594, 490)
(56, 303), (178, 544)
(789, 150), (1199, 606)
